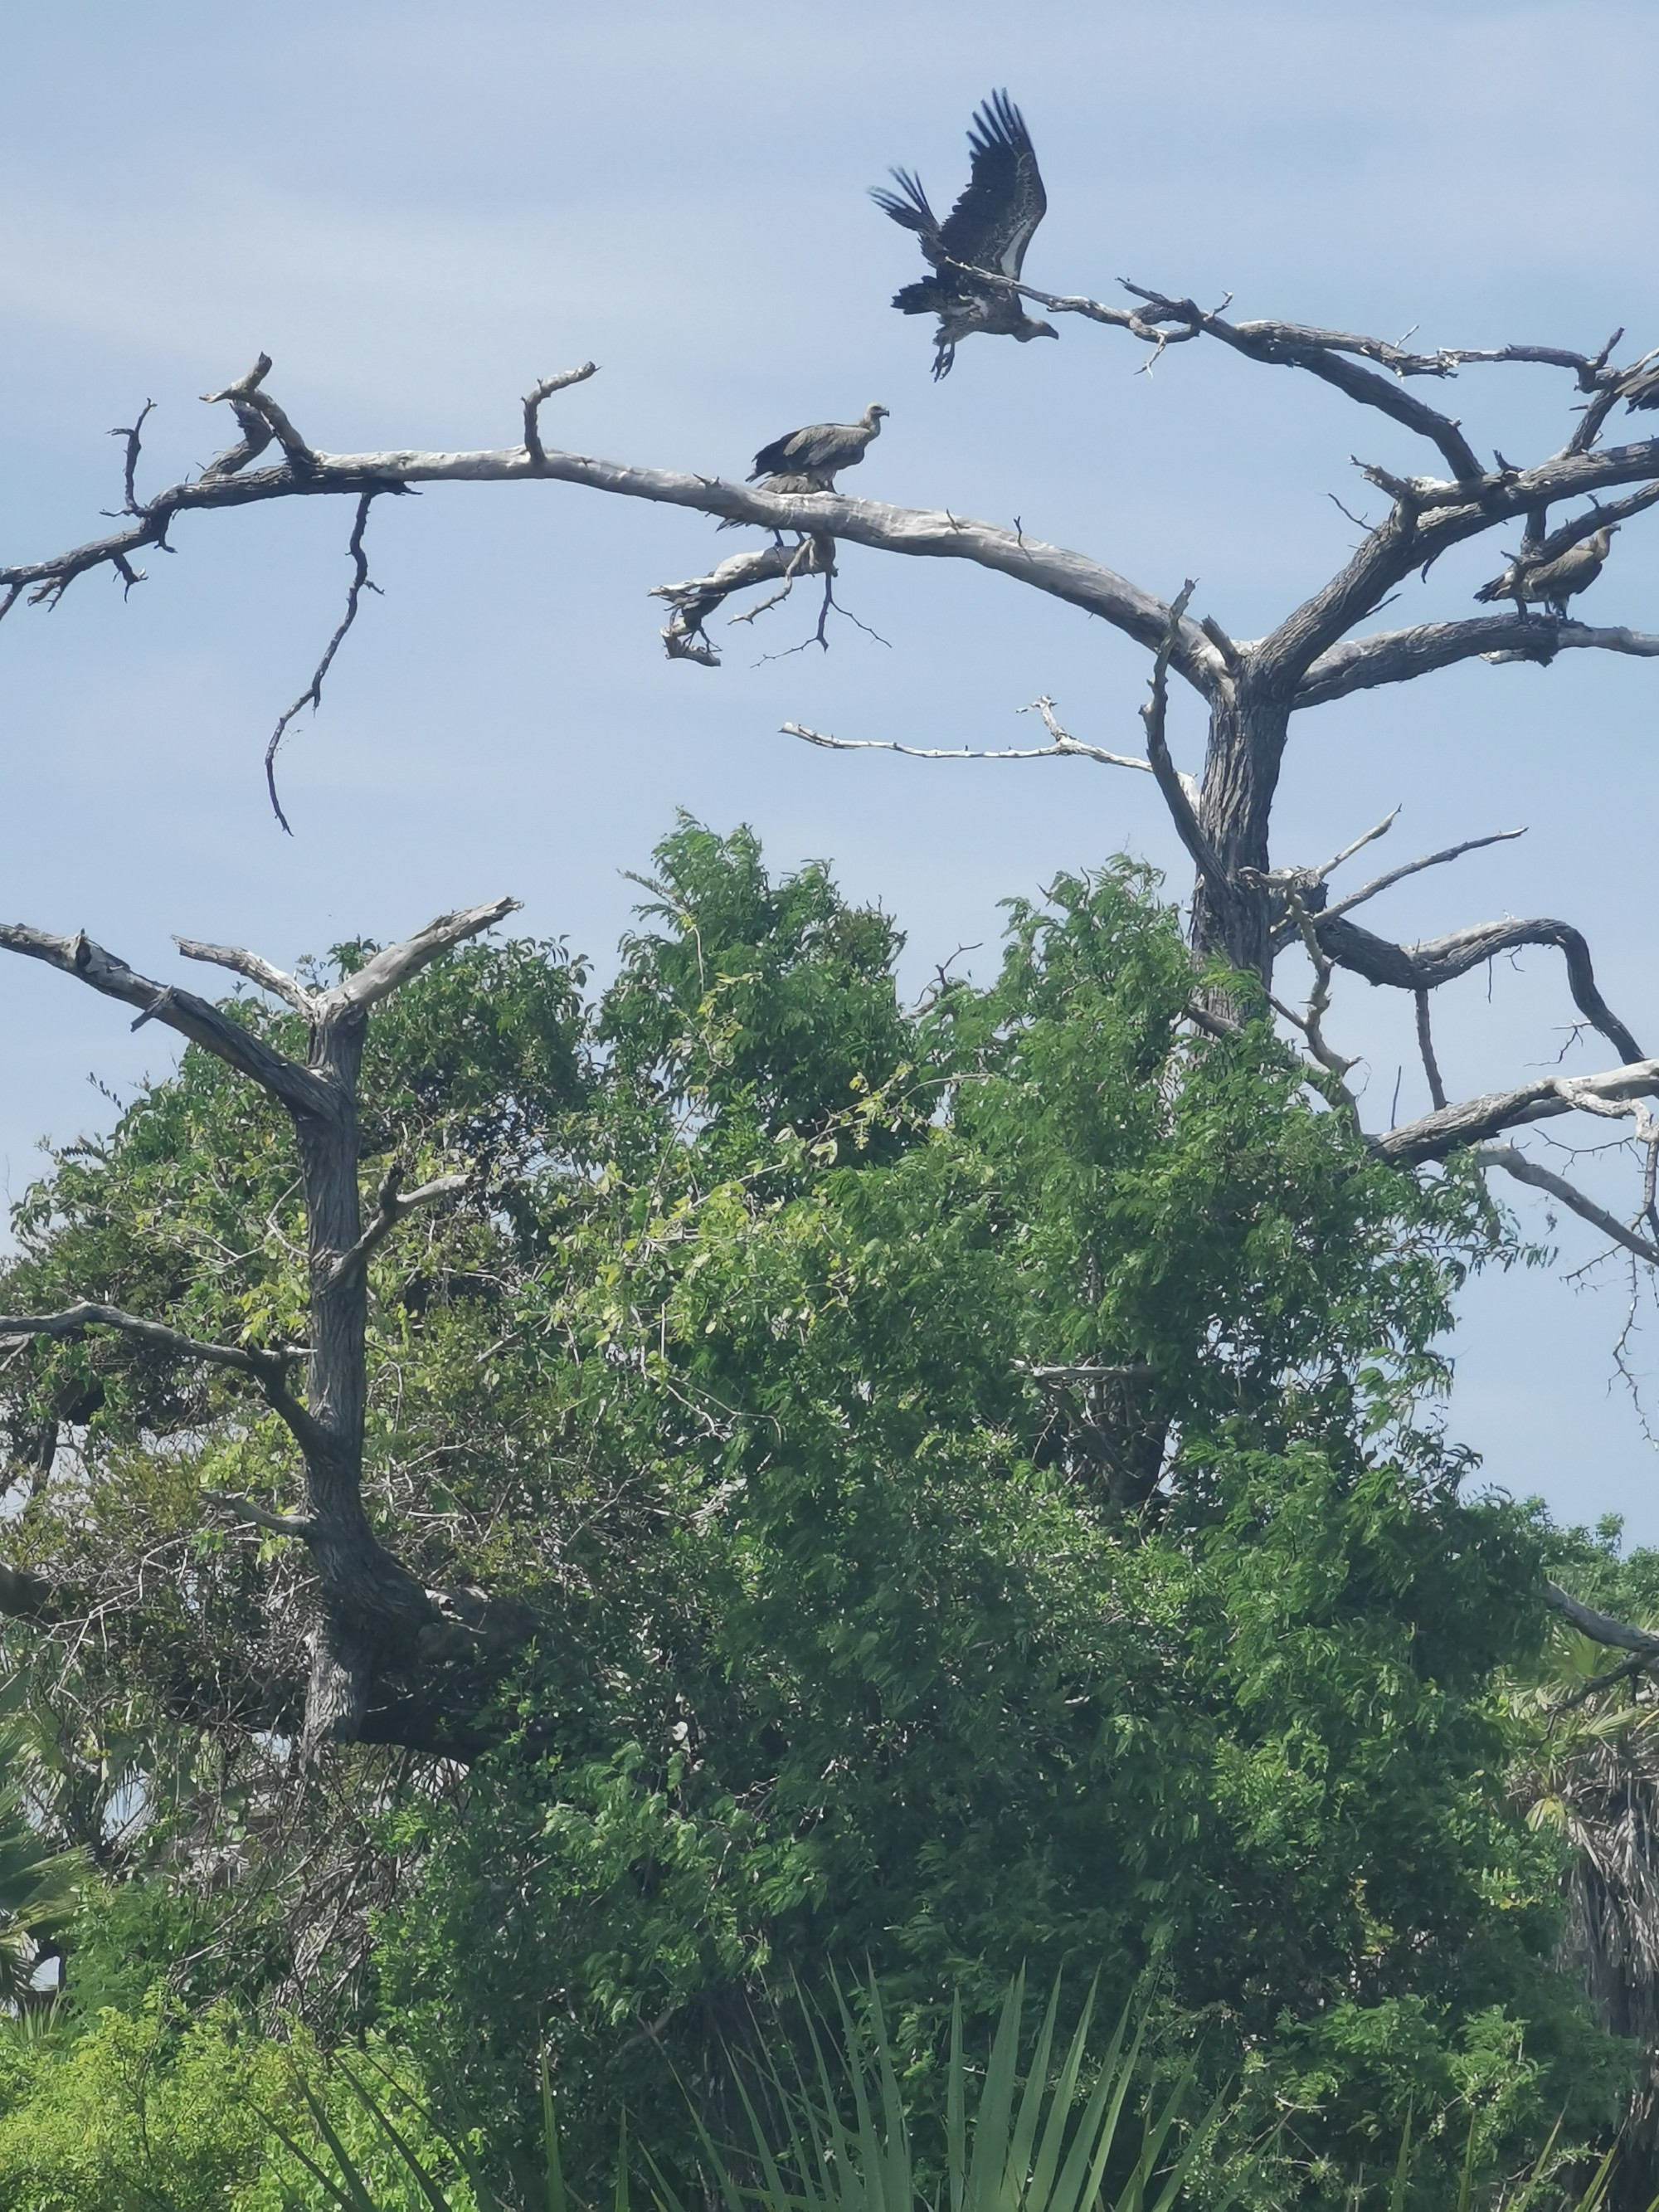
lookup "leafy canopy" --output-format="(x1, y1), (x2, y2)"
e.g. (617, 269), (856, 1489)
(0, 820), (1623, 2199)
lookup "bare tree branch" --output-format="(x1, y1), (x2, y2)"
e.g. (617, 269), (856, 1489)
(1248, 872), (1362, 1116)
(265, 488), (389, 832)
(522, 360), (597, 465)
(0, 1301), (300, 1382)
(1378, 1058), (1659, 1166)
(1298, 616), (1659, 707)
(324, 1168), (468, 1290)
(1019, 1362), (1155, 1383)
(1141, 582), (1226, 896)
(779, 694), (1197, 797)
(321, 897), (520, 1016)
(202, 353), (314, 473)
(1313, 913), (1643, 1066)
(198, 354), (278, 479)
(1476, 1144), (1659, 1267)
(0, 924), (331, 1116)
(1414, 988), (1447, 1111)
(1314, 829), (1526, 926)
(654, 535), (834, 665)
(1116, 285), (1487, 480)
(109, 399), (155, 518)
(1545, 1580), (1659, 1661)
(174, 938), (319, 1018)
(199, 1490), (318, 1540)
(1304, 806), (1401, 884)
(0, 358), (1226, 694)
(950, 261), (1502, 476)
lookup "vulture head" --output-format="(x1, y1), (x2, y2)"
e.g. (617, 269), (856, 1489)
(1016, 319), (1059, 343)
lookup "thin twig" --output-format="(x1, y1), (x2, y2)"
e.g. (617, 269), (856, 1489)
(1318, 828), (1527, 924)
(265, 490), (386, 832)
(781, 722), (1165, 780)
(1306, 806), (1401, 885)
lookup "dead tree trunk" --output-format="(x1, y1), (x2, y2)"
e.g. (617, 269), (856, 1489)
(0, 899), (530, 1755)
(1189, 680), (1290, 977)
(14, 231), (1659, 1736)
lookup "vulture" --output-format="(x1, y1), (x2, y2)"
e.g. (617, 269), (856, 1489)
(1475, 524), (1619, 620)
(872, 91), (1057, 379)
(747, 403), (888, 493)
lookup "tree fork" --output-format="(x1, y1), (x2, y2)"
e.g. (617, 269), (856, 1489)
(0, 898), (529, 1756)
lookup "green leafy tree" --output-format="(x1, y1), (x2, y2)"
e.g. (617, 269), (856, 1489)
(0, 825), (1632, 2196)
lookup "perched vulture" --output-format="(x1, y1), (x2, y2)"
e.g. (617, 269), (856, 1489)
(1475, 524), (1619, 620)
(872, 91), (1057, 379)
(747, 404), (888, 494)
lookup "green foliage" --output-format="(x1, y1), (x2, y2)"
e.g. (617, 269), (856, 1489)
(0, 1989), (480, 2211)
(0, 821), (1631, 2198)
(0, 1679), (81, 2008)
(668, 1970), (1244, 2212)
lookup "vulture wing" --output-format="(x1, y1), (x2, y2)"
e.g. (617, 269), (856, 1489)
(937, 91), (1047, 280)
(777, 425), (849, 474)
(751, 426), (811, 479)
(870, 168), (942, 251)
(750, 421), (860, 480)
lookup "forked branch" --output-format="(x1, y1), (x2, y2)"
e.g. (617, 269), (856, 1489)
(0, 923), (330, 1115)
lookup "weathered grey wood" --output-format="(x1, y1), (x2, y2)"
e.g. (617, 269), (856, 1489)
(0, 900), (520, 1754)
(7, 282), (1659, 1451)
(1311, 913), (1642, 1065)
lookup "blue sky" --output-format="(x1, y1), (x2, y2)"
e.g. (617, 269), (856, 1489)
(3, 0), (1658, 1532)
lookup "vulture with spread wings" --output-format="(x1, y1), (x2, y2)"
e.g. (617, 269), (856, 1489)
(872, 91), (1056, 379)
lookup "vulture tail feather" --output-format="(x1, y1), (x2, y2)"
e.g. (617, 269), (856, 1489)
(893, 279), (950, 316)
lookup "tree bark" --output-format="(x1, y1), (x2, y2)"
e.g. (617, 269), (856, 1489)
(1188, 680), (1289, 977)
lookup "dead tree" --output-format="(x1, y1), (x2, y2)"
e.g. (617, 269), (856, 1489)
(11, 217), (1659, 1686)
(0, 900), (533, 1756)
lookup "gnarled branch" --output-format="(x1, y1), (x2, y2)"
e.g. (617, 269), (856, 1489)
(323, 897), (521, 1015)
(1313, 912), (1642, 1067)
(1378, 1057), (1659, 1167)
(1298, 615), (1659, 706)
